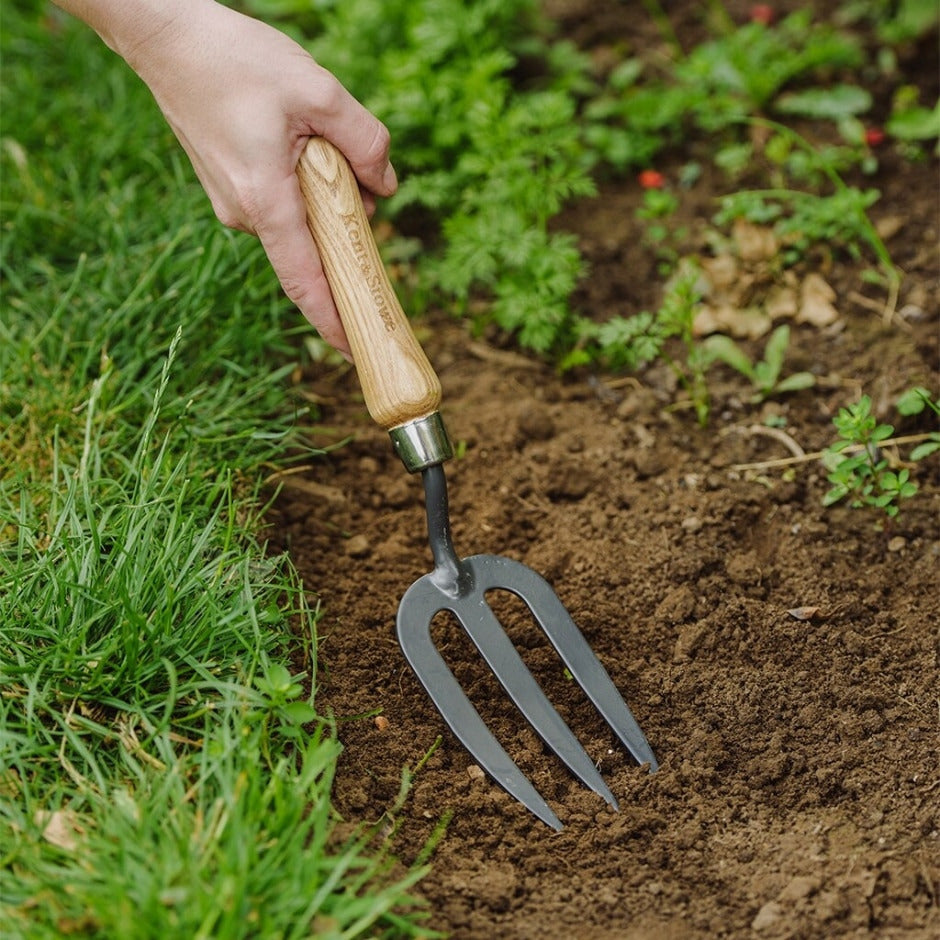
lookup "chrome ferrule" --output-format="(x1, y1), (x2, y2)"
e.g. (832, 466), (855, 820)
(388, 412), (453, 473)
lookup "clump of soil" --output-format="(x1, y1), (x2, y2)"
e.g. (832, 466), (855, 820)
(268, 3), (938, 937)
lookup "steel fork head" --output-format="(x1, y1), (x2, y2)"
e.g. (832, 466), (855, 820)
(395, 465), (658, 830)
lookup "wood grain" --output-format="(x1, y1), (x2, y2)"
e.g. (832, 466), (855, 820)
(297, 137), (442, 430)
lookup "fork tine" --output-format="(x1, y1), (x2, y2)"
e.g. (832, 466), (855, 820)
(451, 581), (619, 808)
(469, 555), (659, 772)
(397, 578), (563, 830)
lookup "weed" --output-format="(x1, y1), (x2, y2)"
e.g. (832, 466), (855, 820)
(822, 395), (919, 517)
(896, 386), (940, 460)
(571, 265), (712, 424)
(704, 324), (816, 403)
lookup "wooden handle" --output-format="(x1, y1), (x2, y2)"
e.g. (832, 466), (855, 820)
(296, 137), (442, 430)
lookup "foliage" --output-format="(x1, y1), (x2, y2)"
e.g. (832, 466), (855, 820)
(291, 0), (597, 353)
(822, 396), (919, 518)
(896, 387), (940, 460)
(570, 266), (713, 425)
(715, 185), (882, 266)
(256, 0), (914, 381)
(704, 325), (816, 403)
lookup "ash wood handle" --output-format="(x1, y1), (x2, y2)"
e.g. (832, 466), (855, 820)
(296, 137), (442, 431)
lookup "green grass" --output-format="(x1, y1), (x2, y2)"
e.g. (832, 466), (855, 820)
(1, 7), (433, 936)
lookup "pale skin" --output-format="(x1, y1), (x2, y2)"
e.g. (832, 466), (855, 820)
(53, 0), (398, 359)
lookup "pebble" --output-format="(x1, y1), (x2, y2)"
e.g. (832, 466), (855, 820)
(752, 901), (784, 931)
(517, 408), (556, 441)
(373, 715), (389, 731)
(632, 449), (666, 479)
(887, 536), (906, 553)
(467, 764), (485, 781)
(344, 534), (370, 558)
(777, 875), (819, 902)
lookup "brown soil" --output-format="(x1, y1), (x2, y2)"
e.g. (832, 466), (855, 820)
(268, 3), (939, 937)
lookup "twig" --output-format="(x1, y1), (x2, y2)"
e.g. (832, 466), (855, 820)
(729, 432), (935, 472)
(721, 423), (806, 459)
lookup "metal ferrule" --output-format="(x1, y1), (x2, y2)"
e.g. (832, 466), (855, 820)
(389, 412), (453, 473)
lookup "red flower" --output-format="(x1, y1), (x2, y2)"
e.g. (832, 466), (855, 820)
(749, 4), (775, 25)
(638, 169), (666, 189)
(864, 127), (886, 147)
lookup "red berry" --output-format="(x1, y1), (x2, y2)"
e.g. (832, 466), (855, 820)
(750, 4), (775, 25)
(639, 169), (666, 189)
(864, 127), (886, 147)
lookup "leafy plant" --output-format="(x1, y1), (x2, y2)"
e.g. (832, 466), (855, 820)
(704, 324), (816, 402)
(570, 266), (713, 424)
(822, 395), (918, 517)
(897, 386), (940, 460)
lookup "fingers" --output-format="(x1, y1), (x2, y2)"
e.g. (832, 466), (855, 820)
(306, 68), (398, 199)
(255, 174), (353, 360)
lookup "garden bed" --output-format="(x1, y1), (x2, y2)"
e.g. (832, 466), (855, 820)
(268, 2), (938, 937)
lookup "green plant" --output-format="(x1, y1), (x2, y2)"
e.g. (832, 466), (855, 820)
(296, 0), (598, 355)
(897, 386), (940, 460)
(703, 324), (816, 402)
(569, 265), (713, 424)
(822, 395), (918, 517)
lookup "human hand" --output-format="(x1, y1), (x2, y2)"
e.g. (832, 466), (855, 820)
(61, 0), (397, 358)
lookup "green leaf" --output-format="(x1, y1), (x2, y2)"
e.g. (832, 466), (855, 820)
(762, 325), (791, 382)
(774, 372), (817, 394)
(896, 386), (935, 415)
(775, 84), (873, 120)
(281, 701), (318, 725)
(702, 334), (754, 378)
(886, 100), (940, 141)
(911, 439), (940, 461)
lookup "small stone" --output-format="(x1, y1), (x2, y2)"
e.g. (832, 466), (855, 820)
(344, 534), (370, 558)
(373, 715), (389, 732)
(681, 515), (703, 533)
(632, 449), (666, 480)
(467, 764), (485, 781)
(778, 875), (819, 902)
(887, 536), (906, 553)
(752, 901), (784, 931)
(655, 584), (696, 624)
(517, 408), (556, 442)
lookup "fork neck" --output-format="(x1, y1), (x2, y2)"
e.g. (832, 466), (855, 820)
(421, 464), (471, 595)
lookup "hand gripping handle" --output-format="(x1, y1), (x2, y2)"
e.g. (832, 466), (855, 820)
(296, 137), (451, 471)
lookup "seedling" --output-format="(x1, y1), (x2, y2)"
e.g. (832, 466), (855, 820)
(897, 386), (940, 460)
(703, 324), (816, 403)
(822, 395), (918, 518)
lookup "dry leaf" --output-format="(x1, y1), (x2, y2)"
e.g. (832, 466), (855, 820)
(732, 219), (779, 263)
(693, 303), (772, 339)
(700, 253), (740, 293)
(787, 606), (821, 622)
(875, 214), (904, 241)
(765, 284), (799, 320)
(36, 808), (83, 851)
(798, 273), (839, 327)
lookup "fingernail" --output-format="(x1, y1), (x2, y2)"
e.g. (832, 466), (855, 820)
(382, 162), (398, 194)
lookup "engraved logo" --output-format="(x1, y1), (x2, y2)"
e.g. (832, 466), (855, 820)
(347, 216), (397, 333)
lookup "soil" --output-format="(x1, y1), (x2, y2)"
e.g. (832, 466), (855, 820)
(267, 3), (939, 937)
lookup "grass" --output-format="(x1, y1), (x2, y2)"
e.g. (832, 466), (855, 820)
(1, 6), (433, 936)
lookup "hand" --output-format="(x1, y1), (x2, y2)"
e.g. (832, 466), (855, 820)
(56, 0), (398, 358)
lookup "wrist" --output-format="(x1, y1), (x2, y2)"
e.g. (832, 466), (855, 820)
(53, 0), (210, 71)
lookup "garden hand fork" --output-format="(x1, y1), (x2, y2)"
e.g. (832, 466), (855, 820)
(297, 138), (658, 830)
